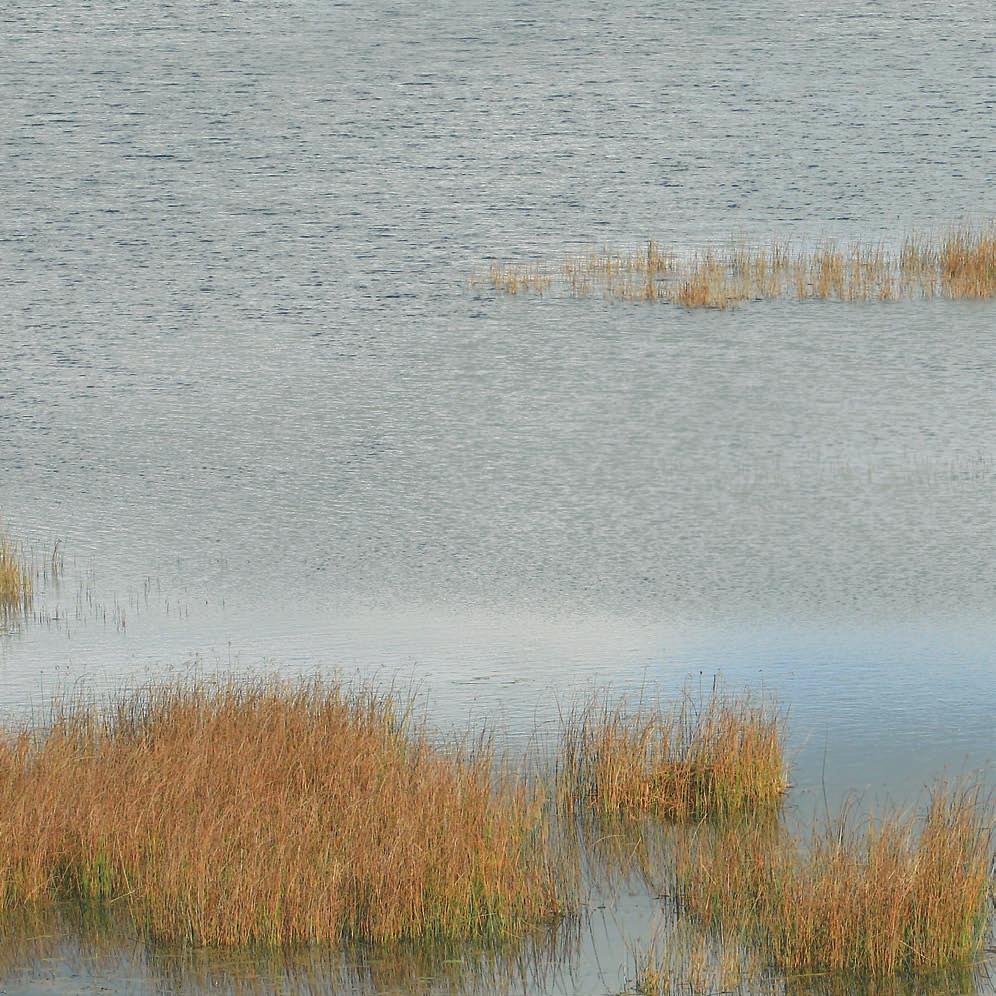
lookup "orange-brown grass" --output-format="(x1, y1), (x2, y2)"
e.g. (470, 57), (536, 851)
(486, 262), (553, 295)
(0, 679), (571, 946)
(559, 689), (786, 821)
(482, 222), (995, 308)
(673, 782), (994, 975)
(672, 252), (752, 310)
(0, 532), (32, 616)
(939, 224), (996, 298)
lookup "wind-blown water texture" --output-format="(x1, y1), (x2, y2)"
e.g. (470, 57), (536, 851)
(0, 3), (994, 990)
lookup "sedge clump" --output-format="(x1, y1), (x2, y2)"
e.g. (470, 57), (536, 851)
(0, 678), (571, 946)
(672, 781), (993, 975)
(560, 688), (786, 821)
(0, 532), (32, 616)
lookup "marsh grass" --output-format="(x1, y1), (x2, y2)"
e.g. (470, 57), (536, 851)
(0, 532), (32, 617)
(154, 919), (577, 996)
(0, 678), (572, 947)
(624, 922), (771, 996)
(939, 226), (996, 298)
(559, 688), (786, 821)
(481, 222), (996, 308)
(484, 262), (554, 295)
(672, 782), (994, 975)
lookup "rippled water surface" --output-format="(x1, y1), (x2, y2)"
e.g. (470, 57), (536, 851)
(1, 1), (994, 992)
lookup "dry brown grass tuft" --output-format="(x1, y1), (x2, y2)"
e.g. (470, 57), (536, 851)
(939, 224), (996, 298)
(0, 679), (572, 946)
(0, 532), (32, 616)
(672, 252), (751, 310)
(559, 688), (786, 821)
(673, 782), (994, 975)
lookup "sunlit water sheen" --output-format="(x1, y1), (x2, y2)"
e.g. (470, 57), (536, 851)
(1, 0), (994, 992)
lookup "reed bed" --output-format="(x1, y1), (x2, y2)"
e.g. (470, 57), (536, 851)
(0, 679), (571, 947)
(0, 532), (32, 616)
(480, 222), (995, 308)
(559, 689), (786, 821)
(672, 782), (994, 975)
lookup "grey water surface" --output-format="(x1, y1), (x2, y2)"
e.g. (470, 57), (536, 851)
(1, 1), (994, 993)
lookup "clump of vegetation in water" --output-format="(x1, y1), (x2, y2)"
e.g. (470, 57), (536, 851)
(671, 781), (993, 975)
(0, 678), (573, 946)
(559, 687), (787, 820)
(478, 222), (996, 308)
(623, 922), (770, 996)
(0, 532), (32, 616)
(0, 673), (989, 983)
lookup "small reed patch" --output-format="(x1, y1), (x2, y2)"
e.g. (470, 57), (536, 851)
(672, 782), (994, 975)
(624, 922), (771, 996)
(0, 679), (572, 946)
(0, 532), (32, 617)
(477, 223), (995, 308)
(559, 689), (786, 821)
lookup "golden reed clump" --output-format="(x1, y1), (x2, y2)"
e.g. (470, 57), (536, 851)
(672, 782), (993, 975)
(480, 222), (995, 308)
(0, 532), (32, 616)
(559, 689), (786, 820)
(938, 225), (996, 298)
(0, 679), (571, 946)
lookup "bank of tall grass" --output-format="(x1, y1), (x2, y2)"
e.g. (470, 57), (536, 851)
(672, 782), (994, 975)
(559, 689), (786, 820)
(0, 679), (571, 946)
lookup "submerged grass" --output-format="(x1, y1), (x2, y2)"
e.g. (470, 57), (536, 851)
(0, 678), (571, 946)
(624, 922), (771, 996)
(559, 688), (786, 821)
(672, 782), (994, 975)
(480, 222), (996, 308)
(0, 905), (575, 996)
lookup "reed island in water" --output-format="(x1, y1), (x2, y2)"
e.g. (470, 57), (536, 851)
(482, 223), (996, 309)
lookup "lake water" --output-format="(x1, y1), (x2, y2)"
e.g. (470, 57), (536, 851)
(1, 1), (994, 992)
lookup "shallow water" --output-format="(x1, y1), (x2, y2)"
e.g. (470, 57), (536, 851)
(1, 0), (994, 992)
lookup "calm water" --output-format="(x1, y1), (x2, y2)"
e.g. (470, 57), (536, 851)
(1, 1), (994, 992)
